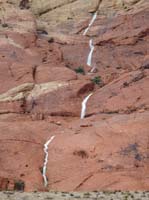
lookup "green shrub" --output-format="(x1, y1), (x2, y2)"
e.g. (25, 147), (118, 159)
(75, 66), (85, 75)
(14, 180), (25, 191)
(91, 76), (101, 85)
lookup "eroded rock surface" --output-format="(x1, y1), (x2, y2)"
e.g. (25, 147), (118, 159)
(0, 0), (148, 192)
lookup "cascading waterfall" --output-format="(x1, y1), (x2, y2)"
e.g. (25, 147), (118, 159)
(42, 135), (55, 187)
(40, 7), (98, 189)
(83, 11), (97, 69)
(80, 12), (97, 119)
(80, 93), (93, 119)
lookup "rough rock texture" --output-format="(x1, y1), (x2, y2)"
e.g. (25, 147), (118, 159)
(46, 112), (149, 191)
(0, 191), (149, 200)
(0, 0), (148, 192)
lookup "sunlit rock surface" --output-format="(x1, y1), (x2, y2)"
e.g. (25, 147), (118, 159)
(0, 0), (148, 192)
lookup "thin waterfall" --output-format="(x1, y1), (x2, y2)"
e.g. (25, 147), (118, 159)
(80, 93), (93, 119)
(87, 39), (94, 67)
(83, 12), (97, 36)
(42, 135), (55, 187)
(80, 11), (98, 119)
(83, 12), (97, 68)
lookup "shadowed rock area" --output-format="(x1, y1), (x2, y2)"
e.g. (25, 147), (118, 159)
(0, 0), (148, 193)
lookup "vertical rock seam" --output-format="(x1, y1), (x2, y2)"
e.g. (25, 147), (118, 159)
(42, 135), (55, 187)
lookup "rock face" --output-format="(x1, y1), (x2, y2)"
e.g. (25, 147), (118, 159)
(0, 0), (148, 192)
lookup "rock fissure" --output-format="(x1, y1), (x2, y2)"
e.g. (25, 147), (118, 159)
(32, 65), (38, 82)
(75, 173), (94, 190)
(0, 139), (42, 146)
(15, 71), (31, 82)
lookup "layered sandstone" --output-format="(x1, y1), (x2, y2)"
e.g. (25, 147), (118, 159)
(0, 0), (148, 192)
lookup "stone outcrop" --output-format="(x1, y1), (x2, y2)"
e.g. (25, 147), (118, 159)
(0, 0), (148, 192)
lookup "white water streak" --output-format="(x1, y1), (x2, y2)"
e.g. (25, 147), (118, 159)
(81, 93), (93, 119)
(83, 12), (97, 36)
(90, 66), (96, 73)
(43, 135), (55, 187)
(81, 12), (97, 119)
(87, 39), (94, 67)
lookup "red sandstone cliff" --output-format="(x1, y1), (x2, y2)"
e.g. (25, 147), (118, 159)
(0, 0), (148, 192)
